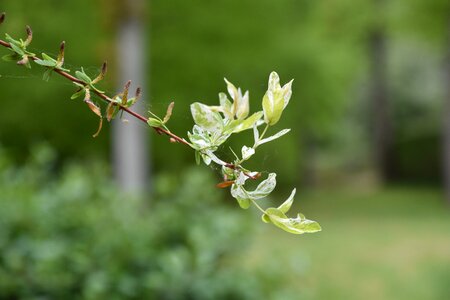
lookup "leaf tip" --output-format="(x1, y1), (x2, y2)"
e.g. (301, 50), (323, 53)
(0, 12), (5, 25)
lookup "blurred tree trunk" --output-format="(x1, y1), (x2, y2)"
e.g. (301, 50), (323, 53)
(369, 20), (394, 183)
(443, 17), (450, 204)
(112, 0), (150, 194)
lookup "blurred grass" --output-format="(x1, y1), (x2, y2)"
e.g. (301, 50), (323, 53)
(248, 187), (450, 300)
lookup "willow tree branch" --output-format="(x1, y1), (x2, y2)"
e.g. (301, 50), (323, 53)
(0, 14), (255, 178)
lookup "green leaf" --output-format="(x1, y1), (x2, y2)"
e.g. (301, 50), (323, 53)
(147, 117), (164, 128)
(258, 128), (291, 146)
(236, 197), (251, 209)
(35, 58), (56, 67)
(2, 54), (17, 61)
(231, 184), (251, 209)
(230, 111), (263, 133)
(9, 42), (24, 56)
(190, 102), (223, 132)
(42, 69), (52, 82)
(195, 150), (201, 165)
(247, 173), (276, 199)
(75, 68), (92, 83)
(262, 205), (321, 235)
(262, 72), (293, 126)
(219, 92), (233, 119)
(70, 89), (85, 100)
(41, 53), (56, 62)
(235, 89), (249, 120)
(277, 188), (296, 214)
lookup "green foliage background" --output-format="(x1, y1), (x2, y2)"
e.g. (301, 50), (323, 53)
(1, 0), (449, 298)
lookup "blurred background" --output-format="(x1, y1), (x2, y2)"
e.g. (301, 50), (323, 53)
(0, 0), (449, 299)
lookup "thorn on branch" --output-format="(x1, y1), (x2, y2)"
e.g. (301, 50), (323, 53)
(25, 25), (33, 46)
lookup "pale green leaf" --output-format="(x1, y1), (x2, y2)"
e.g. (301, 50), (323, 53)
(75, 69), (92, 83)
(258, 129), (291, 146)
(231, 111), (263, 133)
(247, 173), (276, 199)
(147, 118), (163, 128)
(70, 89), (85, 100)
(277, 188), (296, 214)
(241, 145), (255, 160)
(190, 102), (223, 132)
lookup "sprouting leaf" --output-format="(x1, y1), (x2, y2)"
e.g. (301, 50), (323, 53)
(241, 145), (255, 160)
(230, 111), (263, 133)
(42, 69), (52, 82)
(91, 61), (107, 85)
(2, 54), (17, 61)
(218, 92), (233, 119)
(235, 89), (249, 120)
(163, 102), (175, 124)
(257, 129), (291, 146)
(277, 188), (296, 214)
(248, 173), (276, 199)
(204, 149), (226, 166)
(85, 99), (103, 138)
(75, 68), (92, 83)
(190, 102), (223, 132)
(106, 102), (119, 122)
(262, 72), (293, 126)
(70, 88), (85, 100)
(230, 184), (251, 209)
(147, 117), (164, 128)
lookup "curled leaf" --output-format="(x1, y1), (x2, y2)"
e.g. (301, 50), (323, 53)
(85, 99), (103, 138)
(277, 188), (296, 214)
(57, 41), (65, 66)
(163, 102), (175, 124)
(24, 25), (33, 46)
(121, 80), (131, 105)
(92, 61), (107, 84)
(106, 102), (119, 122)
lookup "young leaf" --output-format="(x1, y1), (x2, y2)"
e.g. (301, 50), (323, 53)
(163, 102), (175, 124)
(277, 188), (296, 214)
(190, 102), (223, 132)
(262, 72), (293, 126)
(247, 173), (276, 199)
(91, 61), (107, 84)
(70, 88), (85, 100)
(230, 184), (251, 209)
(263, 208), (321, 234)
(84, 99), (103, 138)
(241, 145), (255, 160)
(75, 68), (92, 83)
(258, 128), (291, 146)
(195, 150), (201, 165)
(2, 54), (17, 61)
(24, 26), (33, 46)
(230, 111), (263, 133)
(147, 117), (164, 128)
(56, 41), (65, 66)
(42, 69), (52, 82)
